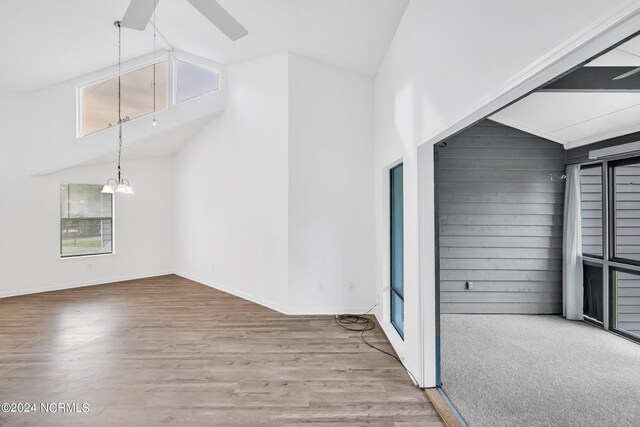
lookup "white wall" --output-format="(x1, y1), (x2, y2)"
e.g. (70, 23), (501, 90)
(173, 53), (291, 311)
(174, 52), (376, 314)
(374, 0), (640, 387)
(288, 54), (375, 313)
(0, 92), (174, 296)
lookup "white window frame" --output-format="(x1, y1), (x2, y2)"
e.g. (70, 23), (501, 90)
(171, 50), (222, 105)
(75, 50), (222, 139)
(59, 183), (116, 259)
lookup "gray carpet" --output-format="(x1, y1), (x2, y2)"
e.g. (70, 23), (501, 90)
(441, 314), (640, 427)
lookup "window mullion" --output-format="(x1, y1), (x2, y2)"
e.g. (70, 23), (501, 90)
(602, 159), (610, 330)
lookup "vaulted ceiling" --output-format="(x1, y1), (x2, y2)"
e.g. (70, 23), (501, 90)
(0, 0), (409, 92)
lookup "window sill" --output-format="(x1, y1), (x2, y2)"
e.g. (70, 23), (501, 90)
(59, 253), (115, 262)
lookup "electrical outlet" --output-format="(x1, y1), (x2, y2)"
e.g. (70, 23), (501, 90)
(86, 263), (92, 270)
(348, 281), (355, 292)
(317, 281), (324, 292)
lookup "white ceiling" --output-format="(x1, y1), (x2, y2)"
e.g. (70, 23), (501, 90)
(588, 36), (640, 66)
(491, 36), (640, 148)
(491, 92), (640, 147)
(0, 0), (409, 92)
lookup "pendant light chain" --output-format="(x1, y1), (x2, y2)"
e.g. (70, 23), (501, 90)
(101, 21), (134, 195)
(117, 21), (123, 184)
(152, 0), (157, 126)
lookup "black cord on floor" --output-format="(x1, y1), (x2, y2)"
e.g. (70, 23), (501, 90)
(334, 304), (419, 386)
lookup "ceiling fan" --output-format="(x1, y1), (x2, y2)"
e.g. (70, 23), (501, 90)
(613, 66), (640, 81)
(121, 0), (248, 41)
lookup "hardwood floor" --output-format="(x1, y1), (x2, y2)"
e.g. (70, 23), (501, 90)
(0, 275), (444, 426)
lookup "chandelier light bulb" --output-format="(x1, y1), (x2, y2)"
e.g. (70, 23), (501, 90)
(101, 184), (115, 194)
(152, 118), (157, 126)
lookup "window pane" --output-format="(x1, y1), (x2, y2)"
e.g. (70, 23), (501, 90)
(612, 269), (640, 339)
(391, 291), (404, 338)
(614, 161), (640, 262)
(60, 184), (113, 257)
(61, 219), (113, 257)
(390, 164), (404, 338)
(63, 184), (112, 219)
(583, 263), (603, 322)
(175, 59), (219, 104)
(580, 165), (603, 256)
(60, 183), (69, 218)
(390, 164), (404, 297)
(80, 61), (167, 136)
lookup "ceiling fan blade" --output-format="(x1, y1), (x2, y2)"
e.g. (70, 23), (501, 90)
(121, 0), (159, 31)
(187, 0), (248, 41)
(612, 66), (640, 81)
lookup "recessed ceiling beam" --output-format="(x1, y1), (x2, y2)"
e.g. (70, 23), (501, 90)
(539, 67), (640, 92)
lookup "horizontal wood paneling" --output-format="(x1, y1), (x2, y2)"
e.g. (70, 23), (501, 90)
(441, 291), (561, 303)
(440, 247), (562, 259)
(440, 236), (562, 248)
(438, 120), (564, 314)
(440, 225), (562, 237)
(439, 147), (564, 160)
(441, 269), (559, 281)
(439, 157), (564, 171)
(439, 181), (564, 194)
(441, 214), (563, 226)
(441, 281), (561, 292)
(439, 192), (564, 204)
(440, 302), (562, 314)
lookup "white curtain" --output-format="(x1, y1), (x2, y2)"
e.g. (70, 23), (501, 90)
(563, 164), (584, 320)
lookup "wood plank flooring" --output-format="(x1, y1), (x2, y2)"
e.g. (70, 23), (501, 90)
(0, 275), (444, 426)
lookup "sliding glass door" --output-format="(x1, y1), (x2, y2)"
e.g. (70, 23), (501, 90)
(611, 158), (640, 265)
(611, 268), (640, 339)
(579, 156), (640, 342)
(610, 157), (640, 340)
(390, 163), (404, 338)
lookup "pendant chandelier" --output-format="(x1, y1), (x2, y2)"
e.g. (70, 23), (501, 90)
(102, 21), (134, 195)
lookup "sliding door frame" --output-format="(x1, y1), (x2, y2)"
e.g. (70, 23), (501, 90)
(429, 23), (640, 388)
(574, 155), (640, 341)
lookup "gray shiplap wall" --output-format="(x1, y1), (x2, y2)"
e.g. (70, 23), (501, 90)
(438, 120), (565, 314)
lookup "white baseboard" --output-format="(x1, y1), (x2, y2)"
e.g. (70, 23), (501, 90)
(286, 305), (375, 316)
(176, 271), (373, 315)
(0, 270), (174, 299)
(175, 271), (290, 314)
